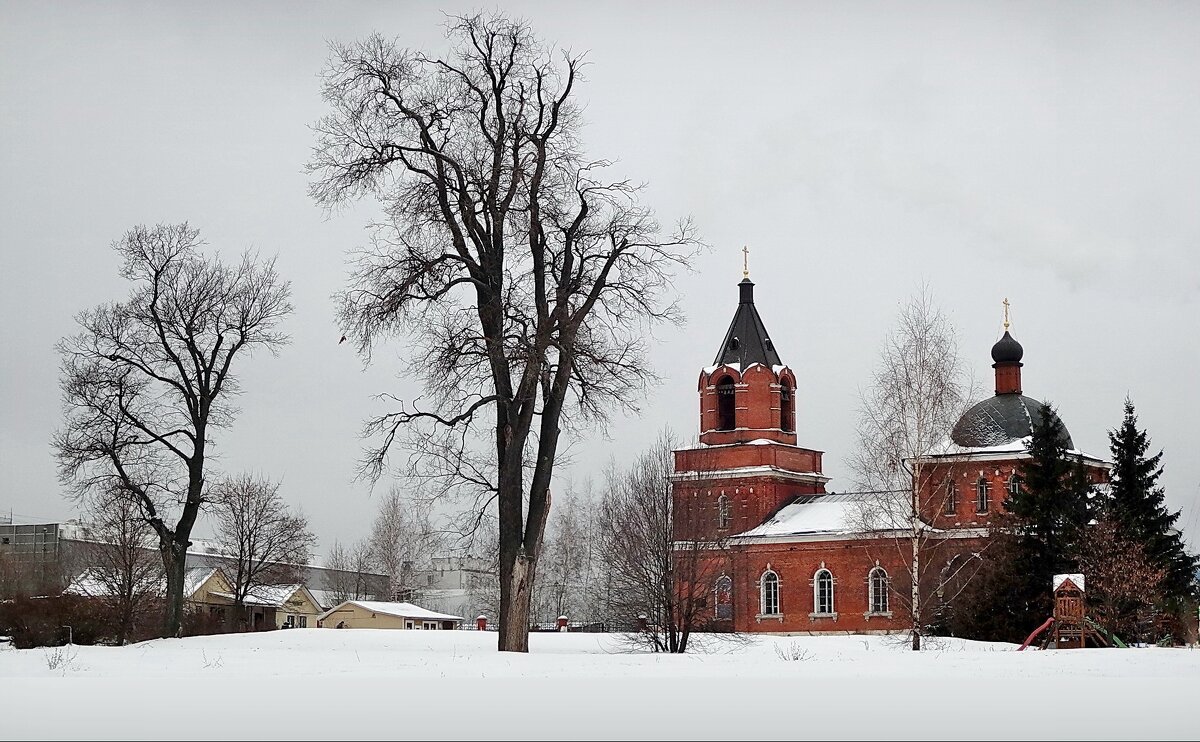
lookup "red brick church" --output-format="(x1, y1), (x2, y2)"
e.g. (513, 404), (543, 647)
(670, 274), (1111, 634)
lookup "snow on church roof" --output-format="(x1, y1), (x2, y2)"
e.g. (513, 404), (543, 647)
(734, 492), (910, 540)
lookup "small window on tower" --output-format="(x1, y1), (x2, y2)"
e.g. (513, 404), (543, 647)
(727, 336), (740, 351)
(717, 494), (731, 530)
(716, 375), (736, 431)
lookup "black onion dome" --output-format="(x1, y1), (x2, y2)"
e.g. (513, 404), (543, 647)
(951, 394), (1073, 449)
(991, 331), (1024, 364)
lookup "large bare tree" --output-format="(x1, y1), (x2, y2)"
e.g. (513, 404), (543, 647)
(309, 14), (699, 651)
(849, 288), (972, 650)
(54, 224), (292, 637)
(211, 474), (317, 610)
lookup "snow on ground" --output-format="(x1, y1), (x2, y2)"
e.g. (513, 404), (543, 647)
(2, 630), (1197, 739)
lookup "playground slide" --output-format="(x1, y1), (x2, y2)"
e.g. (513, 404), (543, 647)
(1084, 617), (1128, 648)
(1018, 617), (1055, 651)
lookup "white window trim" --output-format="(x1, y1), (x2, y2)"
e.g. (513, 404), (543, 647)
(714, 575), (733, 620)
(812, 568), (835, 616)
(759, 568), (781, 619)
(867, 566), (890, 617)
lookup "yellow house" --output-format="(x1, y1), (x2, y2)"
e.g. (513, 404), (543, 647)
(247, 584), (324, 629)
(317, 600), (463, 630)
(187, 569), (323, 630)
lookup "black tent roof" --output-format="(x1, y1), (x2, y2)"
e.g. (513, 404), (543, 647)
(712, 279), (783, 368)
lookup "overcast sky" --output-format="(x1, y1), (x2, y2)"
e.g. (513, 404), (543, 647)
(3, 2), (1198, 554)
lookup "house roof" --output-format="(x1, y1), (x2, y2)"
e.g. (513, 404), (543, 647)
(209, 584), (315, 609)
(65, 565), (217, 600)
(317, 600), (463, 623)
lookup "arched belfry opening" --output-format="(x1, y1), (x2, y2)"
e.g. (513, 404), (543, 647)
(716, 375), (736, 431)
(780, 381), (794, 432)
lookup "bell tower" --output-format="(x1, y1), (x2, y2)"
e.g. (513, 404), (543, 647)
(698, 276), (797, 445)
(672, 269), (828, 546)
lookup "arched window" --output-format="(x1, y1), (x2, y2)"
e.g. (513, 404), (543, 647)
(716, 376), (736, 431)
(1007, 473), (1022, 500)
(942, 478), (957, 515)
(760, 570), (780, 616)
(780, 383), (794, 433)
(814, 568), (834, 615)
(868, 567), (889, 614)
(715, 575), (733, 620)
(716, 494), (731, 530)
(976, 477), (990, 514)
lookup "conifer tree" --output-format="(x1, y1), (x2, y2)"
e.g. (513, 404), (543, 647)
(1000, 404), (1093, 632)
(1104, 399), (1198, 610)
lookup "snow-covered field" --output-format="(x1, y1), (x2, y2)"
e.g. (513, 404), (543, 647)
(2, 630), (1197, 739)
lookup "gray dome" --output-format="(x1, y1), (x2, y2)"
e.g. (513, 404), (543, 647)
(951, 394), (1073, 449)
(991, 331), (1024, 364)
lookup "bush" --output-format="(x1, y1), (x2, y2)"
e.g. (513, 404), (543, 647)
(0, 595), (109, 648)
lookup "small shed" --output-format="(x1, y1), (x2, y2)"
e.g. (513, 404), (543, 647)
(317, 600), (463, 630)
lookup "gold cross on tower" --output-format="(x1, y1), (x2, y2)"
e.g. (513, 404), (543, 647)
(742, 245), (750, 279)
(1003, 297), (1011, 331)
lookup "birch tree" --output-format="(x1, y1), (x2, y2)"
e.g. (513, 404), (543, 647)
(309, 13), (699, 651)
(54, 224), (292, 637)
(368, 487), (443, 601)
(849, 288), (970, 650)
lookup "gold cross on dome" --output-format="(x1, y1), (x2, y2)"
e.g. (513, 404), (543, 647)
(742, 245), (749, 279)
(1003, 297), (1011, 331)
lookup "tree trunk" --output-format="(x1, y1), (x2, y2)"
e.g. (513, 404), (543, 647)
(161, 539), (187, 638)
(498, 553), (535, 652)
(911, 530), (921, 651)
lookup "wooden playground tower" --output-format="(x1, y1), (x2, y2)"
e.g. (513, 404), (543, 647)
(1018, 574), (1127, 650)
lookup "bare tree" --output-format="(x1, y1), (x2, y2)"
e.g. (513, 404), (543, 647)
(54, 224), (292, 637)
(325, 538), (378, 603)
(368, 486), (444, 600)
(79, 487), (164, 644)
(309, 14), (700, 651)
(597, 432), (722, 652)
(848, 288), (972, 650)
(534, 484), (602, 625)
(211, 474), (316, 610)
(1081, 517), (1167, 644)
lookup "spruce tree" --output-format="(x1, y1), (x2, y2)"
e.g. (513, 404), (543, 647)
(1001, 404), (1092, 633)
(1105, 399), (1199, 609)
